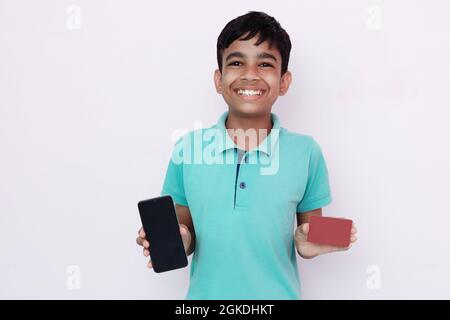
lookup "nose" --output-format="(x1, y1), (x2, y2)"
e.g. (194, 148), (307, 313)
(240, 65), (260, 82)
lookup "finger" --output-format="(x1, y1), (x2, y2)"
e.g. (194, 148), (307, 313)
(351, 235), (357, 242)
(334, 245), (351, 252)
(301, 223), (309, 235)
(139, 227), (146, 238)
(351, 224), (357, 234)
(143, 248), (150, 257)
(147, 260), (153, 269)
(136, 236), (149, 248)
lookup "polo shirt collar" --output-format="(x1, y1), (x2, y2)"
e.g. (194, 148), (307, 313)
(215, 111), (281, 159)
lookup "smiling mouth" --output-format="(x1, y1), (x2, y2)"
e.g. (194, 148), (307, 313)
(234, 88), (266, 97)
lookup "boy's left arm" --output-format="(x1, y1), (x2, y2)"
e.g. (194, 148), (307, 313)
(294, 208), (358, 259)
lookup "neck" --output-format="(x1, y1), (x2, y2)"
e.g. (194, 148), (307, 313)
(225, 110), (273, 151)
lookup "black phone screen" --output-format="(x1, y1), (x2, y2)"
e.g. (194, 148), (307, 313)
(138, 195), (188, 273)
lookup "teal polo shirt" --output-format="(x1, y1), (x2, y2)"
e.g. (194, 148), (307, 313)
(161, 111), (332, 300)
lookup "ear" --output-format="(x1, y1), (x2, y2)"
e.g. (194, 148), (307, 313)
(214, 69), (223, 94)
(279, 71), (292, 96)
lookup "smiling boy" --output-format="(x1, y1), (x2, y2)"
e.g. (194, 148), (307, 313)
(137, 11), (357, 300)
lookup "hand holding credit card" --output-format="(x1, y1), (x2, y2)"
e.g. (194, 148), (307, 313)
(307, 216), (353, 247)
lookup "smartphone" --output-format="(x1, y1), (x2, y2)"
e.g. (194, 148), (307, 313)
(307, 216), (353, 247)
(137, 195), (188, 273)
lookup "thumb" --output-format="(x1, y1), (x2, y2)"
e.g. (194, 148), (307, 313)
(179, 225), (191, 248)
(295, 223), (309, 242)
(180, 224), (189, 236)
(301, 222), (309, 235)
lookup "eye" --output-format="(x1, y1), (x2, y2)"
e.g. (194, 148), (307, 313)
(260, 62), (273, 68)
(227, 61), (242, 66)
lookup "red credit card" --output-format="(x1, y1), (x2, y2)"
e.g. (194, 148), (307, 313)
(307, 216), (353, 247)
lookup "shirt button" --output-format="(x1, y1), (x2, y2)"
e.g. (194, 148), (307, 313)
(239, 182), (246, 189)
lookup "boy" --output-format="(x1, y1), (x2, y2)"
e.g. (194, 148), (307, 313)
(136, 11), (357, 299)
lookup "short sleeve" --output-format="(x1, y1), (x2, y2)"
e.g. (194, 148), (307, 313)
(296, 138), (332, 213)
(160, 138), (189, 207)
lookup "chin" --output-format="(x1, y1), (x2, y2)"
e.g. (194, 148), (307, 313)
(234, 104), (270, 116)
(232, 107), (262, 117)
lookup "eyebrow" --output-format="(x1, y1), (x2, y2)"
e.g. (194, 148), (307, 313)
(225, 51), (277, 62)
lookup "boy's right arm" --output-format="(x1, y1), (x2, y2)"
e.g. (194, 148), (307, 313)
(136, 205), (196, 269)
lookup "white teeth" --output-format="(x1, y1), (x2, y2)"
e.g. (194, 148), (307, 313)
(237, 89), (263, 96)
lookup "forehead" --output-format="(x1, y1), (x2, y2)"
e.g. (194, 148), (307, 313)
(223, 36), (281, 61)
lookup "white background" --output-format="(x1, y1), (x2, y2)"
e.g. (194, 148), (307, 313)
(1, 0), (450, 299)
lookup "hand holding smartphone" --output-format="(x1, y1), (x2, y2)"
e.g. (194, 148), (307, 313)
(137, 195), (188, 273)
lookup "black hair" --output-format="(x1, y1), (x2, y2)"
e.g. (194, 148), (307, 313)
(217, 11), (292, 75)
